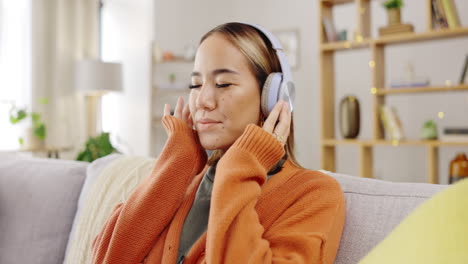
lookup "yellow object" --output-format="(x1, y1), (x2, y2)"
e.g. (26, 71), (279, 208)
(358, 179), (468, 264)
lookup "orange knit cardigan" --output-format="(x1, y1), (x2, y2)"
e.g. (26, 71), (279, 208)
(91, 115), (345, 264)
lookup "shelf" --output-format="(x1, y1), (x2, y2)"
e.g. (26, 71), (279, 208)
(374, 27), (468, 46)
(320, 28), (468, 52)
(321, 39), (371, 51)
(323, 139), (468, 147)
(375, 85), (468, 95)
(321, 0), (354, 6)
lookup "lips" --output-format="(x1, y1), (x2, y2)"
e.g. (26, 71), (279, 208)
(197, 119), (222, 131)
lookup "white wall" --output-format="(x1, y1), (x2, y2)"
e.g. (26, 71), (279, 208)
(152, 0), (468, 183)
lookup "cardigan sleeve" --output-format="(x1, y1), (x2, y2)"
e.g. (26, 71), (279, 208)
(204, 124), (345, 264)
(91, 115), (207, 264)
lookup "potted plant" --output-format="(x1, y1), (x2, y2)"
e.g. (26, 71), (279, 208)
(76, 132), (119, 162)
(382, 0), (403, 25)
(8, 99), (48, 149)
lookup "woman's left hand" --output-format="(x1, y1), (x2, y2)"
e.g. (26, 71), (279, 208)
(262, 100), (291, 146)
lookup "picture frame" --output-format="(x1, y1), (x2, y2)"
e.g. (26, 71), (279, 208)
(273, 29), (300, 69)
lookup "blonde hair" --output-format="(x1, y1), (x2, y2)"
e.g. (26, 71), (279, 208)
(200, 22), (303, 169)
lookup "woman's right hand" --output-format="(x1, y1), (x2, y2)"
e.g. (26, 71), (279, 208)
(163, 96), (194, 130)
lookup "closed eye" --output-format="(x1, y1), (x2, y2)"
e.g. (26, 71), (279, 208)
(189, 84), (201, 89)
(216, 83), (232, 88)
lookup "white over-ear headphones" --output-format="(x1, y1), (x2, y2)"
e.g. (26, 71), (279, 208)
(239, 22), (296, 116)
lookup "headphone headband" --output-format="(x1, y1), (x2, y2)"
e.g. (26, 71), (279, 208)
(239, 22), (293, 83)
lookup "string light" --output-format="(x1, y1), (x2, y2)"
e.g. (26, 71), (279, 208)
(392, 140), (399, 147)
(369, 60), (375, 68)
(371, 87), (377, 94)
(438, 111), (445, 119)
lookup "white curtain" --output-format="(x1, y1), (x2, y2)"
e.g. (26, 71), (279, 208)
(31, 0), (99, 158)
(0, 0), (32, 150)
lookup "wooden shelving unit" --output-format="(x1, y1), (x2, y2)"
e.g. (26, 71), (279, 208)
(319, 0), (468, 183)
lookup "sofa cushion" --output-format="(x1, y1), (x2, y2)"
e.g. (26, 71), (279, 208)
(358, 179), (468, 264)
(324, 171), (448, 264)
(0, 155), (88, 264)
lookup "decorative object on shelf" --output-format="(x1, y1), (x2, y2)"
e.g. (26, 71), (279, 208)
(338, 30), (347, 41)
(440, 127), (468, 142)
(76, 132), (119, 162)
(273, 29), (299, 69)
(322, 15), (338, 42)
(75, 60), (123, 138)
(162, 51), (175, 61)
(390, 62), (430, 88)
(439, 0), (460, 29)
(431, 0), (448, 29)
(379, 0), (414, 36)
(459, 54), (468, 84)
(448, 153), (468, 184)
(383, 0), (403, 25)
(380, 105), (405, 141)
(152, 43), (163, 63)
(339, 95), (360, 139)
(420, 120), (438, 140)
(8, 98), (48, 150)
(169, 73), (176, 83)
(184, 45), (197, 61)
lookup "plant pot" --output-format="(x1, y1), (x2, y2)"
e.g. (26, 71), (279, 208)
(387, 8), (401, 25)
(20, 127), (45, 150)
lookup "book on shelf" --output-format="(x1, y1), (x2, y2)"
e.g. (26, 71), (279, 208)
(378, 24), (414, 36)
(440, 127), (468, 142)
(380, 105), (405, 141)
(440, 0), (460, 28)
(459, 54), (468, 84)
(322, 15), (338, 42)
(389, 79), (430, 88)
(432, 0), (449, 29)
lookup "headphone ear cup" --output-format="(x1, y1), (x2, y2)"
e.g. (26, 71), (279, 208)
(261, 73), (283, 116)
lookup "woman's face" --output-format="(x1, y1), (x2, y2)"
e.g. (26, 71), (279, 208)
(189, 33), (261, 151)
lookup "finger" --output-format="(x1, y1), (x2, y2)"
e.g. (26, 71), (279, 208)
(174, 96), (184, 119)
(163, 104), (171, 116)
(273, 102), (291, 141)
(182, 102), (190, 122)
(262, 101), (284, 133)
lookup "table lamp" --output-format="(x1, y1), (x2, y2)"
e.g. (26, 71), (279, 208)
(75, 59), (122, 137)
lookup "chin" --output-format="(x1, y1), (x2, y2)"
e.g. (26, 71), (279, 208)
(198, 134), (233, 151)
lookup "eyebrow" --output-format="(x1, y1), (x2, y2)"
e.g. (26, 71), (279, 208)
(191, 68), (240, 77)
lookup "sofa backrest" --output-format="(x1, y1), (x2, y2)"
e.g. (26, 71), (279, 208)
(326, 171), (447, 264)
(0, 154), (88, 264)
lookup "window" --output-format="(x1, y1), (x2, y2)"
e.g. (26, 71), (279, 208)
(0, 0), (31, 150)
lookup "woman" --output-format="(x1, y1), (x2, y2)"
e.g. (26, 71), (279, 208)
(91, 22), (345, 264)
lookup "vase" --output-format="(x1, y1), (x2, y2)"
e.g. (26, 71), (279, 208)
(339, 95), (360, 139)
(449, 153), (468, 184)
(388, 8), (401, 25)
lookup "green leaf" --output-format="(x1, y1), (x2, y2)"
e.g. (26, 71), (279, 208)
(75, 132), (118, 162)
(10, 109), (27, 124)
(38, 98), (49, 105)
(34, 123), (46, 140)
(18, 137), (24, 145)
(31, 112), (41, 124)
(383, 0), (403, 9)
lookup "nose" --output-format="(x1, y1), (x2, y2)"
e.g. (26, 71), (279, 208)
(195, 84), (216, 111)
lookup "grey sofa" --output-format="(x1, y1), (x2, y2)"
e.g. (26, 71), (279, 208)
(0, 154), (447, 264)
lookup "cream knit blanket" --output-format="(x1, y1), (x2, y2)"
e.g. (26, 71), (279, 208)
(63, 155), (156, 264)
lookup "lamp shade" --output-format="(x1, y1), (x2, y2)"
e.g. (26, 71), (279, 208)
(75, 60), (122, 95)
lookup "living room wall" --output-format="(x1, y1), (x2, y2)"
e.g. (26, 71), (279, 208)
(152, 0), (468, 183)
